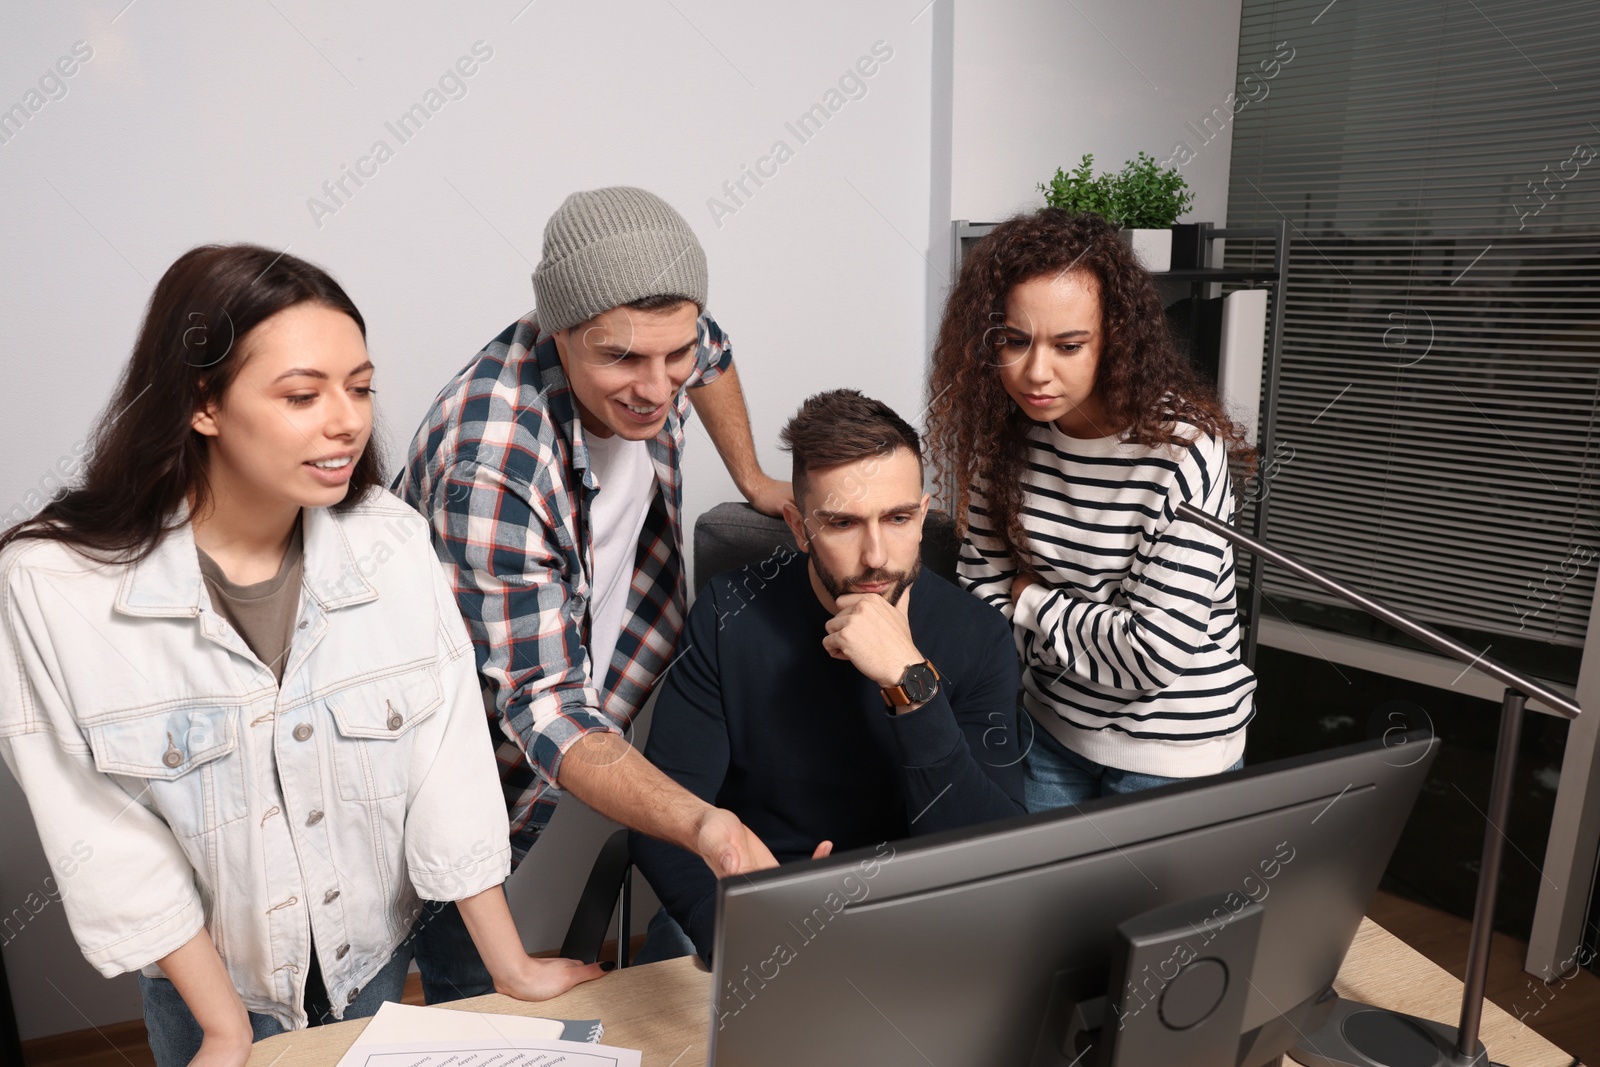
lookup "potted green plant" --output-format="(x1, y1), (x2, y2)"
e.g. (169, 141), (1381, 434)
(1039, 152), (1194, 272)
(1039, 154), (1115, 219)
(1112, 151), (1194, 272)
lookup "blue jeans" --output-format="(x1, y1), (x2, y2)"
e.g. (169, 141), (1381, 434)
(1023, 724), (1244, 811)
(632, 906), (701, 965)
(409, 898), (496, 1004)
(140, 949), (409, 1067)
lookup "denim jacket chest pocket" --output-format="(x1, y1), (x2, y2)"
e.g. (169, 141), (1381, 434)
(324, 667), (444, 801)
(83, 705), (247, 838)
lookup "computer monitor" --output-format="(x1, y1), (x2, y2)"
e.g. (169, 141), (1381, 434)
(707, 732), (1439, 1067)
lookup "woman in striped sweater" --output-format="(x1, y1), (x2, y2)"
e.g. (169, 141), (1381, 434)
(926, 210), (1258, 811)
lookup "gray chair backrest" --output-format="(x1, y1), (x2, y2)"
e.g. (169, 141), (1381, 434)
(692, 502), (959, 595)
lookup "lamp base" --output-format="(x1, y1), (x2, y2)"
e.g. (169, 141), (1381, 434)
(1290, 997), (1498, 1067)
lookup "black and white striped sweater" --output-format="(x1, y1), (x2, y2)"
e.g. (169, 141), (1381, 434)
(958, 419), (1256, 776)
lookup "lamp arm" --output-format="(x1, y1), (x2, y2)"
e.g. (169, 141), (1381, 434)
(1175, 503), (1581, 720)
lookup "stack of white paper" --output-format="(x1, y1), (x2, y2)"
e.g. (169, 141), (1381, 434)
(333, 1001), (640, 1067)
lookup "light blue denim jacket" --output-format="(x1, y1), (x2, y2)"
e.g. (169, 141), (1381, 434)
(0, 489), (510, 1029)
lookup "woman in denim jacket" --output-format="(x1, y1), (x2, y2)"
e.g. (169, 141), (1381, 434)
(0, 246), (604, 1067)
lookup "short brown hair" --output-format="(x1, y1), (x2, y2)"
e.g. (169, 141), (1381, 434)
(779, 390), (922, 509)
(623, 293), (697, 314)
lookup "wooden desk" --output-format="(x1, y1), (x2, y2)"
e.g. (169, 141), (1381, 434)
(247, 918), (1579, 1067)
(1320, 920), (1575, 1067)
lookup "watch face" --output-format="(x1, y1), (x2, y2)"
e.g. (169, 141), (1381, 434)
(901, 662), (939, 703)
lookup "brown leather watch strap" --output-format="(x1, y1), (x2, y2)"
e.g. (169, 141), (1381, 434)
(881, 661), (940, 707)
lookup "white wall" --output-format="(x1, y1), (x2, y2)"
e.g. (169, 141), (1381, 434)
(951, 0), (1243, 227)
(0, 0), (1240, 1044)
(0, 0), (937, 1042)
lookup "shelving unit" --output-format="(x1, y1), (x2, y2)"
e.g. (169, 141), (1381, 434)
(950, 218), (1291, 668)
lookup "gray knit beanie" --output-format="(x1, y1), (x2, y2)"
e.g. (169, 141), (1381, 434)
(531, 186), (708, 334)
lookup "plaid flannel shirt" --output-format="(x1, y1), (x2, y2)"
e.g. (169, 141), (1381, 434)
(392, 311), (732, 863)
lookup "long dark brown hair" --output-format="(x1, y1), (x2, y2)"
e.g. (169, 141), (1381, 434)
(0, 244), (384, 564)
(925, 210), (1254, 571)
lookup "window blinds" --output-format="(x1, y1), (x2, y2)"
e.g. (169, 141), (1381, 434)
(1224, 0), (1600, 656)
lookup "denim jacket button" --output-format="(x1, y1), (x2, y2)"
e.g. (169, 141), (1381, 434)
(293, 723), (313, 742)
(387, 712), (403, 731)
(337, 944), (351, 960)
(297, 620), (309, 630)
(347, 986), (360, 1003)
(162, 748), (183, 768)
(324, 889), (340, 904)
(306, 810), (324, 827)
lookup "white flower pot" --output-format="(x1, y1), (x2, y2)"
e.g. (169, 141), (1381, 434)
(1120, 228), (1173, 273)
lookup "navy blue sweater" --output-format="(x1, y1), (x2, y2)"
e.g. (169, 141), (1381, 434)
(631, 551), (1026, 960)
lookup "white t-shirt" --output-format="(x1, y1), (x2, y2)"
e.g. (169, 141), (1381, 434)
(583, 431), (658, 687)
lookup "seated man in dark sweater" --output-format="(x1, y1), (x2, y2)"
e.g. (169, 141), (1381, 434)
(630, 389), (1026, 962)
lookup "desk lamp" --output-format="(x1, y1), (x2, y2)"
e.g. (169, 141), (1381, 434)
(1176, 502), (1582, 1067)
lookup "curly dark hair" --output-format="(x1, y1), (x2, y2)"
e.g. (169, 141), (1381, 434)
(925, 209), (1254, 572)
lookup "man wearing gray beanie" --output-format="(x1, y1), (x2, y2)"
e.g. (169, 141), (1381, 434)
(393, 186), (789, 1001)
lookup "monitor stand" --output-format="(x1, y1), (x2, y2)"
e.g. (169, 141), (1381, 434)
(1052, 893), (1267, 1067)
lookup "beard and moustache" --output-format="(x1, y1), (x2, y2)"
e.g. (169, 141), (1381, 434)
(810, 549), (920, 607)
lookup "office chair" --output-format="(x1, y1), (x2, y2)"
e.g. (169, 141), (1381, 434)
(558, 829), (634, 967)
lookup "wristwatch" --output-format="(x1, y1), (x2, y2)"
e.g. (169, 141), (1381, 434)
(882, 660), (940, 708)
